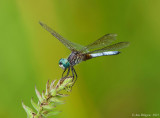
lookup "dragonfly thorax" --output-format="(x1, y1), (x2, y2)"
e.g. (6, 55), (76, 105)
(59, 58), (70, 70)
(67, 52), (83, 66)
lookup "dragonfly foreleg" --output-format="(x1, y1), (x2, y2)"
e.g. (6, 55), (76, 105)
(62, 68), (67, 77)
(65, 67), (70, 77)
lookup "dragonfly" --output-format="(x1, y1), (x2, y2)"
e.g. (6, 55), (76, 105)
(39, 21), (129, 83)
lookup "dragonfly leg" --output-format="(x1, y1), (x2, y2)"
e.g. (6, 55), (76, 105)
(72, 67), (77, 86)
(60, 67), (70, 83)
(70, 67), (78, 86)
(71, 67), (75, 79)
(62, 68), (67, 77)
(65, 67), (70, 78)
(73, 67), (78, 83)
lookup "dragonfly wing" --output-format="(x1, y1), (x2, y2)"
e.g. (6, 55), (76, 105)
(87, 42), (130, 54)
(80, 33), (117, 53)
(39, 21), (84, 51)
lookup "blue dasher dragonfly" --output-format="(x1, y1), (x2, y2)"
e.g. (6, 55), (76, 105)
(39, 21), (129, 83)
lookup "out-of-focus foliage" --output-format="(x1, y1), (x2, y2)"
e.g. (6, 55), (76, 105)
(0, 0), (160, 118)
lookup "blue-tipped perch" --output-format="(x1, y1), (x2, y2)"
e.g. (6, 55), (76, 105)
(39, 21), (129, 84)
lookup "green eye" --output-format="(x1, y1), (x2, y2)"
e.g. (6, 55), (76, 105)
(59, 58), (70, 68)
(59, 58), (64, 64)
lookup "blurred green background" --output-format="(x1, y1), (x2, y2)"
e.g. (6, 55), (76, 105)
(0, 0), (160, 118)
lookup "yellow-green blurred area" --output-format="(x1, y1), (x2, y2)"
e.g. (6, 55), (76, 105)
(0, 0), (160, 118)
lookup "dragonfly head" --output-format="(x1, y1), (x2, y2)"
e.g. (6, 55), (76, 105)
(59, 58), (70, 70)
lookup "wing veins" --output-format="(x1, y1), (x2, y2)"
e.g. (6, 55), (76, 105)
(80, 33), (117, 53)
(87, 42), (130, 54)
(39, 21), (84, 51)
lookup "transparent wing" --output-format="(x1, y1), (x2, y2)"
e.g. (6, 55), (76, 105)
(80, 33), (117, 53)
(87, 42), (130, 54)
(39, 21), (84, 51)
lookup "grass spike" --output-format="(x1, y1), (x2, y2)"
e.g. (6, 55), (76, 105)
(22, 76), (74, 118)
